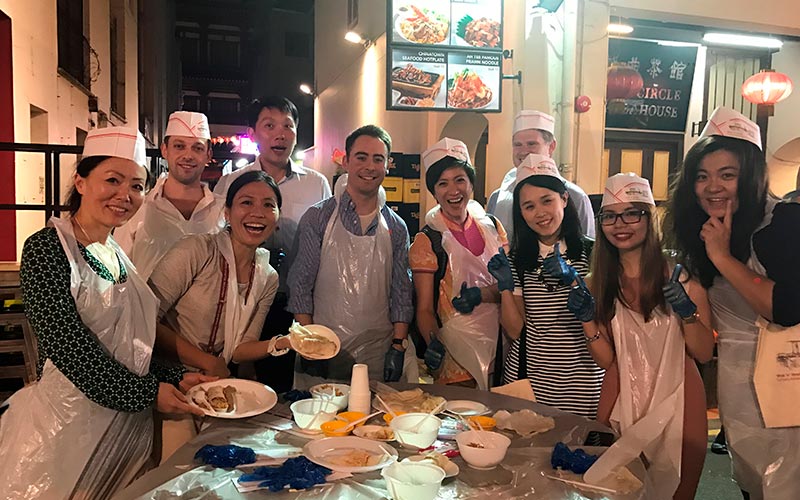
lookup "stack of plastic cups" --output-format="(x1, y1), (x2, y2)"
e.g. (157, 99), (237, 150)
(348, 363), (371, 414)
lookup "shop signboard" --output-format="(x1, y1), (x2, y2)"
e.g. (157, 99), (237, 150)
(606, 38), (697, 132)
(387, 0), (503, 113)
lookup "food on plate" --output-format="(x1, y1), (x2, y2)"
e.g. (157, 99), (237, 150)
(207, 386), (230, 411)
(399, 5), (449, 44)
(223, 385), (237, 413)
(461, 17), (501, 48)
(191, 390), (213, 412)
(397, 96), (436, 107)
(194, 385), (238, 413)
(314, 384), (344, 397)
(326, 448), (381, 467)
(492, 409), (555, 437)
(447, 69), (493, 109)
(374, 389), (445, 413)
(358, 426), (394, 440)
(289, 322), (338, 358)
(393, 64), (434, 86)
(418, 451), (452, 469)
(467, 441), (486, 449)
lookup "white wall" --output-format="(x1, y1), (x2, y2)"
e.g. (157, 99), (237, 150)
(0, 0), (140, 261)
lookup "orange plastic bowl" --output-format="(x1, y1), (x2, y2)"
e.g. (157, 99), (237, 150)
(321, 420), (352, 437)
(337, 411), (368, 427)
(467, 415), (497, 431)
(383, 411), (407, 424)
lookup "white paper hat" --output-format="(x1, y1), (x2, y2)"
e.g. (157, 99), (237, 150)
(512, 110), (556, 136)
(700, 106), (762, 150)
(421, 137), (471, 168)
(82, 127), (147, 168)
(165, 111), (211, 140)
(601, 173), (655, 207)
(514, 154), (565, 193)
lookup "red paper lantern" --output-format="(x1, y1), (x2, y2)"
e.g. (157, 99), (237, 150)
(606, 63), (644, 101)
(741, 69), (793, 105)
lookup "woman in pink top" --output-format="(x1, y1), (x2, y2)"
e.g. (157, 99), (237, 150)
(409, 138), (508, 389)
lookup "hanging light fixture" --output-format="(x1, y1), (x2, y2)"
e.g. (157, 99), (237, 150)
(741, 69), (793, 106)
(606, 63), (643, 114)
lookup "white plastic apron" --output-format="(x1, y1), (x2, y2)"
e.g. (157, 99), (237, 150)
(215, 231), (272, 363)
(0, 217), (159, 499)
(295, 197), (416, 387)
(128, 178), (218, 280)
(491, 167), (518, 240)
(426, 201), (501, 390)
(584, 303), (685, 499)
(710, 199), (800, 499)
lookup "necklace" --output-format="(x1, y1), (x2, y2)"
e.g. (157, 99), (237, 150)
(72, 217), (95, 244)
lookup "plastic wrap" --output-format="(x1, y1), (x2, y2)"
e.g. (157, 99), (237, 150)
(0, 216), (159, 499)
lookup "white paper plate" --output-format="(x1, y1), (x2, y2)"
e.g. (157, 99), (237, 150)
(304, 436), (398, 473)
(290, 324), (341, 360)
(187, 379), (277, 419)
(403, 454), (459, 478)
(445, 400), (489, 416)
(353, 425), (395, 442)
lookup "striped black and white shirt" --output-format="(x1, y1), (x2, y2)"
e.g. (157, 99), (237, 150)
(502, 241), (604, 419)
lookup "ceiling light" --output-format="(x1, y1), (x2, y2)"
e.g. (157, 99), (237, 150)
(703, 33), (783, 49)
(657, 41), (701, 47)
(607, 23), (634, 35)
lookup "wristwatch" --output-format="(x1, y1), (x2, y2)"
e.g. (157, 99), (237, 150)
(681, 312), (700, 324)
(392, 338), (409, 350)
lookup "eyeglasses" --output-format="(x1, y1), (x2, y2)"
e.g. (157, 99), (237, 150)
(596, 209), (649, 226)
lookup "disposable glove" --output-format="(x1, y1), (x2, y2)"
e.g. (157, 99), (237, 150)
(567, 278), (595, 322)
(542, 242), (578, 285)
(452, 281), (482, 314)
(662, 264), (697, 319)
(424, 336), (446, 372)
(488, 247), (514, 292)
(383, 347), (404, 382)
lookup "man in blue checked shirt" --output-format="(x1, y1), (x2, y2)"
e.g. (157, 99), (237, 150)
(288, 125), (418, 386)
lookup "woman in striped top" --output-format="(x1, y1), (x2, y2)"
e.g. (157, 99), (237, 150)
(488, 154), (603, 419)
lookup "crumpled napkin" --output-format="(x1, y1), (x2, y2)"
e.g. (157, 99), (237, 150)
(492, 409), (555, 437)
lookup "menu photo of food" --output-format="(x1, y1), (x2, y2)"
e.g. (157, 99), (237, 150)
(446, 51), (501, 111)
(451, 0), (502, 49)
(390, 48), (447, 109)
(392, 0), (451, 45)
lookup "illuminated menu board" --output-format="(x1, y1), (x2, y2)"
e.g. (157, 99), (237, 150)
(387, 0), (504, 113)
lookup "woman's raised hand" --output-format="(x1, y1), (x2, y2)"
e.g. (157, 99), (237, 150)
(700, 200), (732, 264)
(488, 247), (514, 292)
(662, 264), (697, 320)
(542, 242), (578, 285)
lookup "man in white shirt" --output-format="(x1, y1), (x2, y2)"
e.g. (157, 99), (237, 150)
(213, 96), (331, 392)
(486, 110), (595, 240)
(115, 111), (219, 280)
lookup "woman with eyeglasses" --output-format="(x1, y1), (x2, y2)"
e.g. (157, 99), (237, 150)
(571, 173), (713, 499)
(488, 154), (603, 418)
(663, 107), (800, 500)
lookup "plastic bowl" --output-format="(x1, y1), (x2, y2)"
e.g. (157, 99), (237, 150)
(455, 430), (511, 470)
(467, 415), (497, 431)
(381, 461), (445, 500)
(320, 419), (352, 437)
(337, 411), (368, 427)
(290, 399), (338, 431)
(390, 413), (442, 450)
(383, 411), (407, 424)
(310, 383), (350, 411)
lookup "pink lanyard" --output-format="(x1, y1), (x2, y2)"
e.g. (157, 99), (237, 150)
(206, 255), (255, 354)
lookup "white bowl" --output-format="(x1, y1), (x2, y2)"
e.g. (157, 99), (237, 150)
(455, 430), (511, 470)
(382, 461), (445, 500)
(290, 399), (338, 431)
(310, 383), (350, 411)
(390, 413), (442, 450)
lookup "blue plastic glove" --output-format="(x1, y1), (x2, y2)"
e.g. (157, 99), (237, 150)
(567, 277), (595, 322)
(424, 336), (446, 372)
(542, 242), (578, 285)
(488, 247), (514, 292)
(195, 444), (256, 467)
(384, 347), (404, 382)
(662, 264), (697, 319)
(550, 442), (599, 474)
(452, 281), (482, 314)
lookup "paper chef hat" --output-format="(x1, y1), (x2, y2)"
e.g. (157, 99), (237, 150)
(422, 137), (471, 168)
(700, 106), (762, 150)
(82, 127), (147, 168)
(514, 154), (565, 194)
(165, 111), (211, 140)
(512, 110), (556, 136)
(601, 173), (655, 207)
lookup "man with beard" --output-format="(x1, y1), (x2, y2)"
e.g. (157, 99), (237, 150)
(213, 96), (331, 392)
(116, 111), (219, 281)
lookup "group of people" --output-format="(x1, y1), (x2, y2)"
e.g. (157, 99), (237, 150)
(0, 94), (796, 500)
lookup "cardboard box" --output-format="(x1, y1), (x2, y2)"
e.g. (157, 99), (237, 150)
(402, 178), (421, 204)
(396, 203), (421, 236)
(382, 177), (404, 203)
(402, 154), (421, 179)
(388, 152), (403, 177)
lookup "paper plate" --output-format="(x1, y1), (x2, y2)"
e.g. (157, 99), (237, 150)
(290, 324), (341, 360)
(445, 400), (489, 416)
(187, 379), (277, 419)
(403, 454), (459, 478)
(303, 436), (398, 474)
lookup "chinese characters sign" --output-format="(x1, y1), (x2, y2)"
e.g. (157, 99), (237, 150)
(606, 39), (697, 132)
(387, 0), (503, 112)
